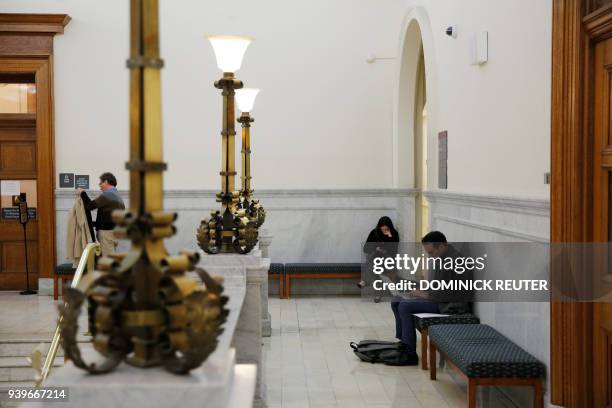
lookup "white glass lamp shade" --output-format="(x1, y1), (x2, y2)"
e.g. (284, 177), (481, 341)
(236, 88), (260, 112)
(207, 35), (253, 73)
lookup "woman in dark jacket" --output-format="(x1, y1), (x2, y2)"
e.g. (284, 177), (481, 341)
(365, 216), (400, 244)
(359, 216), (400, 290)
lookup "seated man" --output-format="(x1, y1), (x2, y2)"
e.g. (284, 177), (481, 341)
(388, 231), (471, 365)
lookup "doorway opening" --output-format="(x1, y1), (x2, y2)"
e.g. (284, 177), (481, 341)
(414, 50), (428, 241)
(396, 16), (430, 242)
(0, 14), (70, 291)
(0, 75), (39, 290)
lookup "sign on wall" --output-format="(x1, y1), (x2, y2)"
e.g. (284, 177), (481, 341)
(75, 175), (90, 190)
(0, 180), (20, 196)
(1, 207), (36, 220)
(59, 173), (74, 188)
(438, 131), (448, 189)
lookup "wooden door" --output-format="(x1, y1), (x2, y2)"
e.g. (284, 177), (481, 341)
(0, 102), (39, 289)
(0, 14), (70, 291)
(551, 2), (612, 406)
(593, 34), (612, 408)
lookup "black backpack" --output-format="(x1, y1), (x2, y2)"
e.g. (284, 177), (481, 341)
(350, 340), (419, 366)
(350, 340), (401, 363)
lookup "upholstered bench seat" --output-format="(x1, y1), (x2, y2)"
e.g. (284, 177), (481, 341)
(269, 263), (285, 298)
(415, 314), (480, 330)
(414, 314), (480, 370)
(429, 324), (545, 378)
(54, 263), (76, 300)
(269, 263), (285, 275)
(283, 263), (361, 298)
(428, 324), (545, 408)
(284, 263), (361, 274)
(56, 263), (76, 275)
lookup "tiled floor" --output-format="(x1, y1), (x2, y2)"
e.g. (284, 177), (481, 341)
(0, 292), (468, 407)
(265, 296), (467, 408)
(0, 292), (66, 339)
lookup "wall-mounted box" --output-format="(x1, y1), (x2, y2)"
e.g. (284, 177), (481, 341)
(470, 31), (488, 65)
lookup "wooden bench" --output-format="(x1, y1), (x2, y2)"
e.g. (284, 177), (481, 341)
(53, 263), (76, 300)
(283, 263), (361, 299)
(429, 324), (545, 408)
(414, 313), (480, 370)
(269, 263), (285, 298)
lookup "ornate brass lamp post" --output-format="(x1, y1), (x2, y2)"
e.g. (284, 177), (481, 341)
(236, 88), (265, 227)
(58, 0), (228, 374)
(197, 36), (259, 254)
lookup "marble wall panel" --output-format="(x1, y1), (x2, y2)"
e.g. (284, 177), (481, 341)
(425, 190), (551, 407)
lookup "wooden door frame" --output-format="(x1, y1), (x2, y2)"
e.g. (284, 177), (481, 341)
(551, 1), (612, 407)
(0, 14), (70, 286)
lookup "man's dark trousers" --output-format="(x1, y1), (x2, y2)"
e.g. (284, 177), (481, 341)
(391, 300), (439, 352)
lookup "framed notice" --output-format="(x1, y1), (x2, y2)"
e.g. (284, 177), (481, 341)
(75, 175), (90, 189)
(1, 180), (20, 196)
(2, 207), (36, 220)
(438, 131), (448, 189)
(59, 173), (74, 188)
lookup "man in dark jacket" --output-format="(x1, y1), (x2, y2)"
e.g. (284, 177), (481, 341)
(388, 231), (472, 365)
(76, 172), (125, 256)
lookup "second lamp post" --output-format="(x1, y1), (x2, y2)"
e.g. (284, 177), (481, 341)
(197, 35), (261, 254)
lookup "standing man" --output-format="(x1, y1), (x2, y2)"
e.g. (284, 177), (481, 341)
(76, 172), (125, 256)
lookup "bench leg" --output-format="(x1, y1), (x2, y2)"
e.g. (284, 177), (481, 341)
(285, 275), (291, 299)
(533, 380), (543, 408)
(421, 328), (428, 370)
(53, 276), (59, 300)
(429, 340), (437, 380)
(468, 379), (477, 408)
(279, 274), (284, 299)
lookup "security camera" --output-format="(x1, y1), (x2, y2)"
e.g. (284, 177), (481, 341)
(446, 25), (457, 38)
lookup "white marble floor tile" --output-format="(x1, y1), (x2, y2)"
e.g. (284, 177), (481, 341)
(263, 296), (467, 408)
(0, 293), (468, 408)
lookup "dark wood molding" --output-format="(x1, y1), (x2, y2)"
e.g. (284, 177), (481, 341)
(0, 14), (71, 34)
(0, 73), (35, 83)
(0, 113), (37, 130)
(0, 59), (56, 281)
(0, 14), (69, 285)
(551, 0), (612, 406)
(0, 13), (71, 57)
(551, 0), (590, 406)
(584, 3), (612, 38)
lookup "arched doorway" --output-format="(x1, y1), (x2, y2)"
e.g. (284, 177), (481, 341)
(395, 10), (435, 242)
(414, 50), (428, 241)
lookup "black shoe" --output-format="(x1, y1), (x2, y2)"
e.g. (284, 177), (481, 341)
(379, 349), (419, 366)
(357, 280), (367, 289)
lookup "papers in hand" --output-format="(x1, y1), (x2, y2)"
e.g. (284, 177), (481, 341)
(413, 313), (450, 318)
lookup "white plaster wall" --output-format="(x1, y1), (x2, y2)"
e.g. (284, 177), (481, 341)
(55, 189), (415, 264)
(396, 0), (552, 198)
(426, 191), (553, 407)
(2, 0), (406, 190)
(3, 1), (552, 197)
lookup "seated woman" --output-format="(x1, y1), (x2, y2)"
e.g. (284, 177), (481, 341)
(359, 216), (399, 291)
(388, 231), (471, 366)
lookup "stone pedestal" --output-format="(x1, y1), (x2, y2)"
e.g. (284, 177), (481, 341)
(25, 281), (255, 408)
(26, 350), (254, 408)
(258, 229), (273, 259)
(257, 230), (273, 338)
(199, 251), (269, 407)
